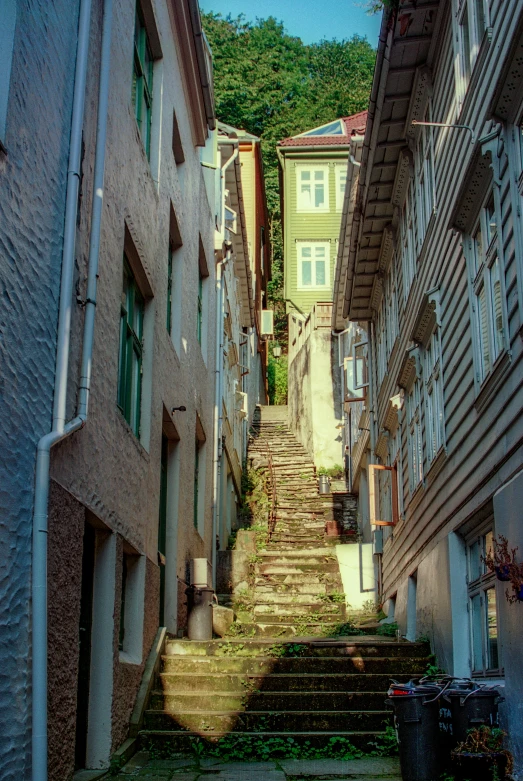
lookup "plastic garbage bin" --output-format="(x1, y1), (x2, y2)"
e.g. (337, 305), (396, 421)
(386, 684), (444, 781)
(445, 686), (502, 745)
(186, 586), (214, 641)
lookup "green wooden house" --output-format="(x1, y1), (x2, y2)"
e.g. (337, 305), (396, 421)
(277, 112), (367, 315)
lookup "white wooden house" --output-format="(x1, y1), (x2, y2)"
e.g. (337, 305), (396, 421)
(333, 1), (523, 771)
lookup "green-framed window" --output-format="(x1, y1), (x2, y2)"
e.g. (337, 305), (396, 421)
(132, 7), (153, 159)
(117, 258), (144, 436)
(166, 244), (173, 332)
(197, 271), (203, 344)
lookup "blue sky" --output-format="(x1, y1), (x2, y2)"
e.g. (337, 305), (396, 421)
(199, 0), (381, 47)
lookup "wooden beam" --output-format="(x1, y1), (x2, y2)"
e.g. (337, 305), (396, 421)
(377, 138), (407, 149)
(393, 34), (433, 45)
(380, 117), (408, 127)
(383, 93), (411, 104)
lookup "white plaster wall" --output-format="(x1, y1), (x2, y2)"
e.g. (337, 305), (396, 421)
(335, 543), (376, 609)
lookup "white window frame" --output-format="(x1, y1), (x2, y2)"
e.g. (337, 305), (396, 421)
(407, 378), (423, 492)
(423, 329), (445, 464)
(456, 0), (488, 101)
(415, 104), (436, 245)
(335, 164), (348, 212)
(466, 525), (502, 677)
(297, 241), (331, 289)
(465, 188), (508, 387)
(296, 165), (330, 213)
(401, 182), (416, 301)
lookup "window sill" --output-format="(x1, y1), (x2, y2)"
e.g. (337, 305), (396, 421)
(407, 480), (424, 516)
(425, 446), (447, 487)
(119, 651), (142, 666)
(116, 408), (150, 461)
(458, 28), (493, 124)
(474, 350), (511, 415)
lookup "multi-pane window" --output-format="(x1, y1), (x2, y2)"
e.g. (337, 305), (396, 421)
(336, 165), (347, 211)
(424, 330), (444, 463)
(458, 0), (487, 94)
(467, 528), (501, 676)
(416, 106), (435, 242)
(407, 379), (423, 492)
(132, 7), (153, 158)
(297, 242), (330, 289)
(468, 191), (505, 384)
(401, 183), (416, 300)
(118, 258), (144, 436)
(297, 166), (329, 212)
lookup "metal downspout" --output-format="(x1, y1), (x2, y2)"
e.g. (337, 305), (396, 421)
(32, 1), (113, 778)
(211, 144), (238, 589)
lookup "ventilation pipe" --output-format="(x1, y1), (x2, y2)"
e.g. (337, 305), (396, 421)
(32, 0), (113, 777)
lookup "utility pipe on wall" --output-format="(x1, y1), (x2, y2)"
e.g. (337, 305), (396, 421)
(211, 142), (238, 588)
(32, 0), (113, 778)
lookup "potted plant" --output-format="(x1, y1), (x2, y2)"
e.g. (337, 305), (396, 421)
(483, 535), (523, 603)
(450, 725), (513, 781)
(483, 535), (517, 582)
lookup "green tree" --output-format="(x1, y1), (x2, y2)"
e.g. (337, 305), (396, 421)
(202, 13), (376, 347)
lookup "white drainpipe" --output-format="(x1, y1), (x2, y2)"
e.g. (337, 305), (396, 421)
(32, 1), (113, 778)
(211, 144), (238, 589)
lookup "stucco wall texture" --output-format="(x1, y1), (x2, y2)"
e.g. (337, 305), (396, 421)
(46, 0), (217, 772)
(0, 2), (81, 778)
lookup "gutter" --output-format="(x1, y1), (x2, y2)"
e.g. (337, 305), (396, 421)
(187, 0), (216, 131)
(32, 1), (113, 777)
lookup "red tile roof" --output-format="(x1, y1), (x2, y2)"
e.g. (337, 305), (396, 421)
(278, 110), (368, 148)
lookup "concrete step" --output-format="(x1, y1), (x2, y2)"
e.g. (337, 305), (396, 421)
(149, 690), (389, 712)
(144, 708), (391, 732)
(158, 671), (419, 693)
(164, 638), (430, 659)
(138, 729), (394, 754)
(161, 655), (428, 675)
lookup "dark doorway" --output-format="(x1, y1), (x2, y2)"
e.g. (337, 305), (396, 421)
(75, 522), (95, 769)
(158, 434), (168, 624)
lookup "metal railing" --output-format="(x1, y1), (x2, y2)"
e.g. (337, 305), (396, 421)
(265, 442), (278, 543)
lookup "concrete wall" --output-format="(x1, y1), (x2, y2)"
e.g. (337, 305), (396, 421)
(288, 317), (342, 468)
(0, 2), (82, 777)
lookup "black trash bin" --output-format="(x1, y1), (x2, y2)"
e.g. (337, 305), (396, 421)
(186, 586), (214, 641)
(445, 686), (501, 745)
(386, 685), (444, 781)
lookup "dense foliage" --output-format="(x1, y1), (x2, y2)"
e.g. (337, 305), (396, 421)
(202, 13), (376, 348)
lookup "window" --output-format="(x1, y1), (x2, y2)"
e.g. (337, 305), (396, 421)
(132, 7), (153, 158)
(298, 119), (345, 137)
(424, 330), (444, 463)
(0, 0), (16, 152)
(401, 182), (416, 300)
(407, 377), (423, 492)
(458, 0), (488, 95)
(193, 438), (200, 529)
(118, 549), (145, 663)
(416, 105), (435, 242)
(168, 203), (183, 341)
(467, 528), (501, 676)
(336, 165), (348, 211)
(467, 191), (505, 384)
(118, 257), (144, 436)
(297, 242), (330, 289)
(166, 245), (173, 332)
(296, 166), (329, 212)
(197, 237), (209, 354)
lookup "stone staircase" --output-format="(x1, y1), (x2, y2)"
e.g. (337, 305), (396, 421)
(137, 406), (430, 755)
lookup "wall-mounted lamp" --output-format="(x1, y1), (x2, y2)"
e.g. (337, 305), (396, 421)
(171, 406), (187, 413)
(272, 344), (282, 358)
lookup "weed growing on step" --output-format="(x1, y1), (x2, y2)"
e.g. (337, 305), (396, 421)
(376, 621), (399, 638)
(328, 620), (360, 637)
(267, 642), (308, 657)
(185, 734), (367, 762)
(367, 726), (399, 757)
(318, 591), (346, 604)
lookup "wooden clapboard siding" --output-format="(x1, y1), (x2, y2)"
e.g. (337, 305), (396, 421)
(282, 152), (348, 314)
(367, 2), (523, 594)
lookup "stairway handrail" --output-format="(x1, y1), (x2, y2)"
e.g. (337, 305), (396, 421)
(265, 441), (278, 543)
